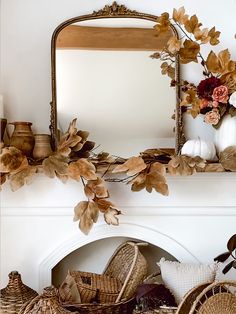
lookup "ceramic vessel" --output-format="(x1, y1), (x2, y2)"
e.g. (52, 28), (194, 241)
(214, 114), (236, 154)
(9, 121), (35, 156)
(33, 134), (53, 159)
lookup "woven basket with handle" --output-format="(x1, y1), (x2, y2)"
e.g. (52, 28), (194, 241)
(62, 241), (148, 314)
(0, 271), (38, 314)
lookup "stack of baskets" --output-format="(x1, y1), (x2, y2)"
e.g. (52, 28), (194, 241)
(62, 241), (148, 314)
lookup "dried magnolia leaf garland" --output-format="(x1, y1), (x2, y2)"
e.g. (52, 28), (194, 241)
(1, 7), (236, 234)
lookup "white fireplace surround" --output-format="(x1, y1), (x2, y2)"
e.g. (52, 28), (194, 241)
(1, 172), (236, 291)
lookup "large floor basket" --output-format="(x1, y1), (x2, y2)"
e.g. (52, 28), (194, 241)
(63, 241), (148, 314)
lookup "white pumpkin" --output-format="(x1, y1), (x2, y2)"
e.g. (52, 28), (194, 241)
(214, 114), (236, 154)
(181, 138), (217, 161)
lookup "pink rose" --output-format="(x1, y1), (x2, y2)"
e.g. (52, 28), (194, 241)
(212, 85), (229, 103)
(204, 110), (221, 125)
(212, 100), (219, 108)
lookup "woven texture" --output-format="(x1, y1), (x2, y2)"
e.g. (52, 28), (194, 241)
(61, 241), (148, 314)
(19, 286), (72, 314)
(103, 241), (148, 301)
(189, 281), (236, 314)
(70, 271), (122, 303)
(0, 271), (38, 314)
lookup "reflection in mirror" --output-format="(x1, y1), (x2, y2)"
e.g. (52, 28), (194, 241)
(54, 17), (179, 157)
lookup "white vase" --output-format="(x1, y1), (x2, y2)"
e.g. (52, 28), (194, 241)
(214, 114), (236, 154)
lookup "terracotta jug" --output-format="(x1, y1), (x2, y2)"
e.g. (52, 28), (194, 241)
(9, 121), (35, 156)
(33, 134), (53, 159)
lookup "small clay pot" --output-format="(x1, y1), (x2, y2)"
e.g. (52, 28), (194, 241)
(33, 134), (53, 159)
(9, 121), (35, 156)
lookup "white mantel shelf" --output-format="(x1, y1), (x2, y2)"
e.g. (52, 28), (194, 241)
(1, 172), (236, 291)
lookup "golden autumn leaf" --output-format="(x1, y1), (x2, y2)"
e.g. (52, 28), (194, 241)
(208, 27), (221, 45)
(145, 172), (169, 195)
(179, 40), (200, 64)
(221, 69), (236, 94)
(154, 12), (170, 33)
(180, 89), (201, 118)
(113, 156), (147, 176)
(68, 158), (97, 181)
(184, 15), (202, 34)
(9, 166), (37, 192)
(206, 49), (236, 75)
(0, 147), (25, 173)
(150, 162), (166, 176)
(84, 177), (109, 199)
(42, 154), (68, 179)
(194, 28), (210, 44)
(172, 7), (189, 25)
(104, 208), (121, 226)
(167, 36), (181, 54)
(220, 146), (236, 171)
(73, 200), (99, 234)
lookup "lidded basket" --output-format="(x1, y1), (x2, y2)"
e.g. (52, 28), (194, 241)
(19, 286), (72, 314)
(0, 271), (38, 314)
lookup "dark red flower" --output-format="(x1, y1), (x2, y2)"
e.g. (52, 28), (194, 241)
(197, 77), (221, 100)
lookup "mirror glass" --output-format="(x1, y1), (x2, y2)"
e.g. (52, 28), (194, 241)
(55, 17), (178, 157)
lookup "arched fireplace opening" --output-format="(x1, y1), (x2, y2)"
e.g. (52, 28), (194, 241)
(51, 236), (177, 287)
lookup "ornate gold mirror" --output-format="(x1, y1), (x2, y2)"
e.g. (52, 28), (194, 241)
(50, 2), (182, 156)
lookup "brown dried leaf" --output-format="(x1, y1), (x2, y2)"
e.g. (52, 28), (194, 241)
(113, 156), (147, 176)
(194, 28), (210, 44)
(184, 15), (202, 34)
(68, 158), (97, 181)
(221, 70), (236, 94)
(155, 12), (170, 33)
(73, 201), (99, 235)
(220, 146), (236, 171)
(167, 36), (181, 54)
(10, 166), (37, 192)
(130, 173), (146, 192)
(204, 163), (225, 172)
(104, 208), (121, 226)
(58, 119), (82, 156)
(161, 62), (175, 79)
(96, 199), (114, 213)
(145, 172), (168, 195)
(172, 7), (189, 25)
(0, 147), (25, 173)
(168, 155), (205, 175)
(208, 27), (221, 45)
(179, 40), (200, 64)
(42, 154), (68, 179)
(84, 177), (109, 199)
(150, 162), (166, 176)
(206, 49), (236, 75)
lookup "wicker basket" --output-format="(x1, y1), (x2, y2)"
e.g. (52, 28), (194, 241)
(62, 241), (148, 314)
(70, 271), (122, 303)
(0, 271), (38, 314)
(19, 286), (72, 314)
(189, 280), (236, 314)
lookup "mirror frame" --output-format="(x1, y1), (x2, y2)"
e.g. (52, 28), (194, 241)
(50, 2), (183, 154)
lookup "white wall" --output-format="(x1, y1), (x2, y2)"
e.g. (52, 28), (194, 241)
(1, 0), (236, 292)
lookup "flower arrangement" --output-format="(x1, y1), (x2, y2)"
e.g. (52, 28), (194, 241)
(152, 7), (236, 128)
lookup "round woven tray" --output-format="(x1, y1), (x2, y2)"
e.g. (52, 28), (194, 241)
(189, 280), (236, 314)
(0, 271), (38, 314)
